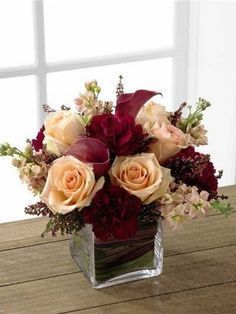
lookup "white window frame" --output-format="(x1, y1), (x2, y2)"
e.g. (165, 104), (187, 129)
(0, 1), (190, 124)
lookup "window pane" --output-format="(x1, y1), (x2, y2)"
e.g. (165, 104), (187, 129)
(0, 76), (38, 146)
(0, 0), (35, 68)
(0, 76), (38, 223)
(47, 58), (173, 109)
(44, 0), (174, 62)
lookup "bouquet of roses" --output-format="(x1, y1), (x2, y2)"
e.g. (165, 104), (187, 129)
(0, 78), (232, 241)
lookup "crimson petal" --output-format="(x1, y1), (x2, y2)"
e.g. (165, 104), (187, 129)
(64, 137), (110, 177)
(115, 89), (162, 118)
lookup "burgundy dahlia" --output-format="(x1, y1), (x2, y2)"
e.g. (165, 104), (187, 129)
(165, 146), (218, 199)
(32, 126), (45, 151)
(83, 184), (142, 241)
(86, 113), (149, 157)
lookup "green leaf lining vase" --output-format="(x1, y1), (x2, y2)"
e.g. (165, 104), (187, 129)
(70, 218), (163, 289)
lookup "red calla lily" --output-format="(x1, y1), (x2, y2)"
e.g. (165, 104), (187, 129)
(115, 89), (162, 118)
(32, 126), (45, 151)
(64, 137), (110, 177)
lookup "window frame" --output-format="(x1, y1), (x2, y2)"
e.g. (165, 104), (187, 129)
(0, 1), (190, 123)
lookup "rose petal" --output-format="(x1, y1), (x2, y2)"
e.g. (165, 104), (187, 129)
(64, 137), (110, 177)
(110, 153), (171, 204)
(116, 89), (162, 118)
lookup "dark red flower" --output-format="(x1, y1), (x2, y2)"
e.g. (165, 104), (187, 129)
(165, 146), (218, 199)
(32, 126), (45, 151)
(86, 113), (149, 156)
(83, 184), (142, 241)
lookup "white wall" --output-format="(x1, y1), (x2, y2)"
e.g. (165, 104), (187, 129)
(187, 1), (236, 186)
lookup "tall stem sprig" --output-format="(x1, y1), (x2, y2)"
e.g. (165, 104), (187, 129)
(179, 98), (211, 132)
(0, 143), (36, 163)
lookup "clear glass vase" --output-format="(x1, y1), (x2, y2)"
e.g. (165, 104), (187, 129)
(69, 219), (163, 289)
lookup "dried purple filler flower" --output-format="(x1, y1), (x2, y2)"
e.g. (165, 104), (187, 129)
(168, 102), (187, 126)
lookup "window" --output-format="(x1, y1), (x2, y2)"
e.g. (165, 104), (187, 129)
(0, 0), (189, 222)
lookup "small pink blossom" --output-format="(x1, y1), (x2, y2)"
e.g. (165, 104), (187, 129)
(185, 190), (211, 218)
(187, 124), (208, 146)
(160, 183), (212, 230)
(162, 204), (189, 231)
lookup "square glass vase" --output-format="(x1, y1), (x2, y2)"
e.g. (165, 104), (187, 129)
(69, 219), (163, 289)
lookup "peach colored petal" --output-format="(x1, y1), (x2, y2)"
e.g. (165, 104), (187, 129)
(40, 155), (104, 214)
(77, 176), (105, 209)
(144, 167), (173, 204)
(43, 111), (85, 156)
(149, 123), (189, 164)
(136, 101), (170, 136)
(110, 153), (172, 204)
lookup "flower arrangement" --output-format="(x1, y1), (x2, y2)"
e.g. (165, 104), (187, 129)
(0, 77), (232, 241)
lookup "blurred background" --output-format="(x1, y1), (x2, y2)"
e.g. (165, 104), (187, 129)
(0, 0), (236, 222)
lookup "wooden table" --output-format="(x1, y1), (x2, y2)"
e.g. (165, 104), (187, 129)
(0, 186), (236, 313)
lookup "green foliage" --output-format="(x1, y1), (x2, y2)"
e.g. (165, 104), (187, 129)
(81, 114), (91, 125)
(85, 80), (101, 99)
(179, 97), (211, 132)
(211, 200), (233, 217)
(0, 142), (34, 163)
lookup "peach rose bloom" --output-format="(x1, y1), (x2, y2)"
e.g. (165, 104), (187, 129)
(136, 101), (189, 164)
(110, 153), (172, 204)
(136, 101), (170, 136)
(43, 111), (85, 156)
(150, 123), (189, 164)
(41, 156), (104, 214)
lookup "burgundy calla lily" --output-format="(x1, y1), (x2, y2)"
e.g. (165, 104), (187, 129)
(32, 126), (45, 151)
(64, 137), (110, 177)
(115, 89), (162, 118)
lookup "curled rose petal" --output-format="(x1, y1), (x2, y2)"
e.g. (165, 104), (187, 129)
(32, 126), (45, 151)
(64, 137), (110, 177)
(115, 89), (162, 118)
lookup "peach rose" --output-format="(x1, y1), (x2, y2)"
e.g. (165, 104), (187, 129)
(136, 101), (170, 136)
(40, 155), (104, 214)
(136, 101), (189, 164)
(150, 123), (189, 164)
(109, 153), (172, 204)
(43, 111), (85, 156)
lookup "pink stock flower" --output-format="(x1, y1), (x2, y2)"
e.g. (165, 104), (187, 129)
(161, 204), (189, 231)
(160, 184), (212, 230)
(185, 190), (211, 219)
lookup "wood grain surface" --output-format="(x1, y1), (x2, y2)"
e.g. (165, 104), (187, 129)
(0, 185), (235, 313)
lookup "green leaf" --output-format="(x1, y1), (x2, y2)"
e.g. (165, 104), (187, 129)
(81, 114), (91, 125)
(211, 200), (233, 217)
